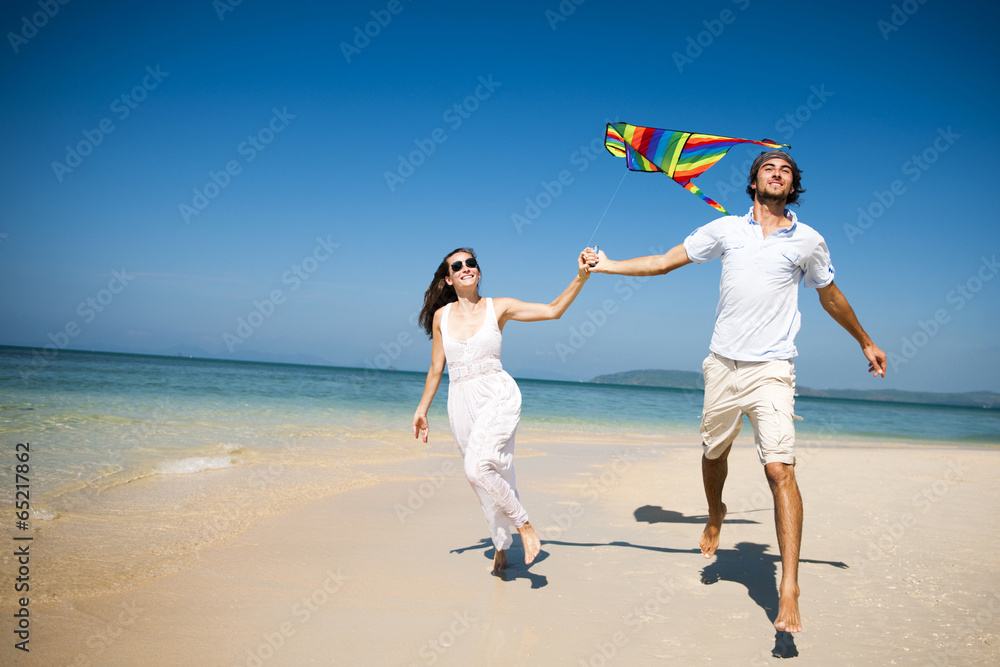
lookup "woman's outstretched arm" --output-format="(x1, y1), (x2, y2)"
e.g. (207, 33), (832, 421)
(412, 308), (447, 443)
(494, 248), (593, 327)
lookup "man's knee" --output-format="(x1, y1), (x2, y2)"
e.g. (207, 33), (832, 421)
(764, 461), (797, 488)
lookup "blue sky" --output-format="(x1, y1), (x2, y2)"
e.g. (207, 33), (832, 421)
(2, 0), (998, 392)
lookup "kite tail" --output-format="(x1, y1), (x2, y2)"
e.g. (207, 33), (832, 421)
(682, 181), (729, 215)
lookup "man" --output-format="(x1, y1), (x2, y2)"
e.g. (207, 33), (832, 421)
(586, 151), (886, 633)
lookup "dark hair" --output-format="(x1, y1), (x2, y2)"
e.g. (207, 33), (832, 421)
(746, 149), (805, 206)
(418, 248), (478, 338)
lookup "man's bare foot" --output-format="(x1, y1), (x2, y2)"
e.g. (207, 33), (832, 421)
(518, 522), (541, 565)
(492, 549), (507, 575)
(773, 582), (802, 633)
(699, 502), (727, 558)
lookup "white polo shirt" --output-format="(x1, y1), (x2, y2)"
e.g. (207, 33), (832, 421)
(683, 207), (835, 361)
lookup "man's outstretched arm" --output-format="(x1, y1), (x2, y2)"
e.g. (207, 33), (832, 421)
(817, 282), (887, 378)
(589, 243), (693, 276)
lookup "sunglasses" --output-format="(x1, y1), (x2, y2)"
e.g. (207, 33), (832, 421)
(450, 257), (478, 272)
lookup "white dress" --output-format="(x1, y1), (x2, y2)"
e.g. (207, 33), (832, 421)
(441, 297), (528, 552)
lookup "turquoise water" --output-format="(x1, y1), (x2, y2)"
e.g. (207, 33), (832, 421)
(1, 345), (997, 601)
(3, 345), (997, 500)
(524, 379), (1000, 444)
(4, 346), (998, 477)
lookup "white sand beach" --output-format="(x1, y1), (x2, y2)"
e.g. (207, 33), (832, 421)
(7, 431), (1000, 666)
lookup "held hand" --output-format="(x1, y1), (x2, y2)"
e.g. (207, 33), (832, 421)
(864, 342), (887, 378)
(577, 249), (594, 279)
(585, 248), (609, 273)
(412, 412), (429, 442)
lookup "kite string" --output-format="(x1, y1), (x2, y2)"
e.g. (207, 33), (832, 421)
(586, 170), (627, 248)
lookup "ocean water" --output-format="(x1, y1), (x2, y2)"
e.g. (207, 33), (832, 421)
(2, 346), (997, 603)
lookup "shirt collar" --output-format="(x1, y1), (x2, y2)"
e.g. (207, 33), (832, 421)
(745, 206), (798, 233)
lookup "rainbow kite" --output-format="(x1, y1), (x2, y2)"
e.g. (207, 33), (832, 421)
(605, 123), (790, 214)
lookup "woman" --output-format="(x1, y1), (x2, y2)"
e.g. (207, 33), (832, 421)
(412, 247), (593, 575)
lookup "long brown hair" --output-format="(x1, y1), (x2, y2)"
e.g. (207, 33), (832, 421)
(418, 248), (478, 338)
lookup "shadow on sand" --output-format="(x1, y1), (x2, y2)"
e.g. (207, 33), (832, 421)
(701, 541), (848, 658)
(634, 504), (763, 525)
(454, 529), (848, 658)
(451, 537), (549, 589)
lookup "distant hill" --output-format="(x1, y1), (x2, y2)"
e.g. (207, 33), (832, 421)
(589, 369), (1000, 409)
(591, 369), (704, 390)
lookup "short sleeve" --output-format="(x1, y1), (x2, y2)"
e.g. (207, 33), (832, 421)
(802, 239), (835, 289)
(683, 219), (726, 264)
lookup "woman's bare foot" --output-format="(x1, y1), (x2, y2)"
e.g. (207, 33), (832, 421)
(518, 522), (541, 565)
(492, 549), (507, 575)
